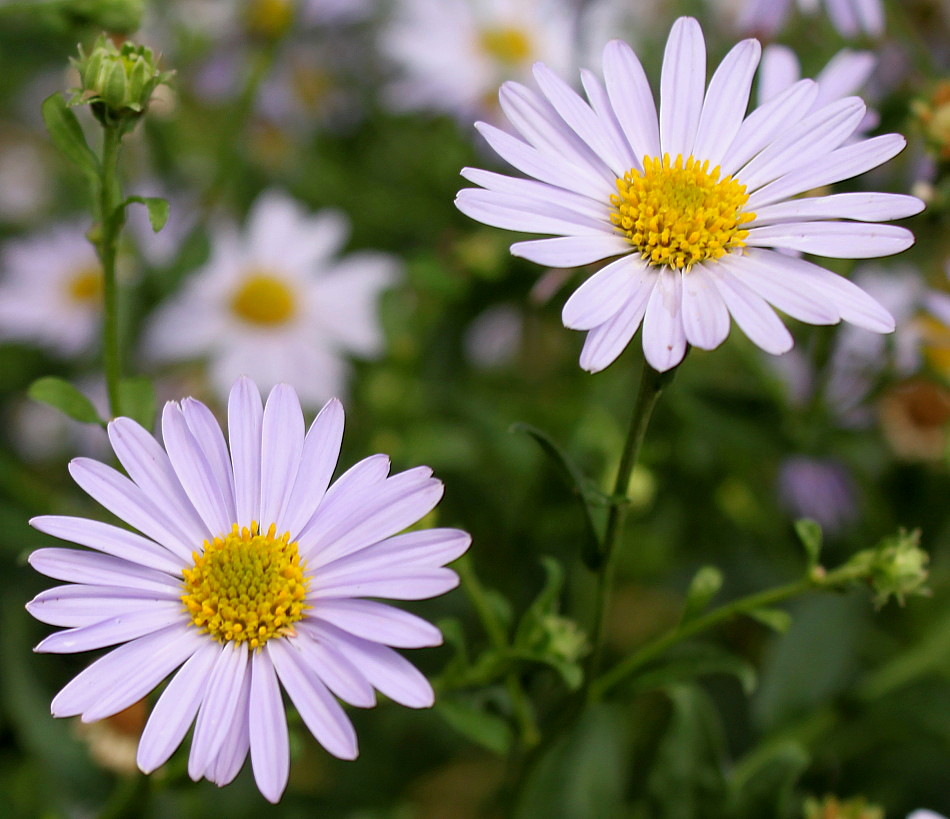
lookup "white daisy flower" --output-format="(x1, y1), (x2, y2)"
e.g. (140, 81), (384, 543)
(380, 0), (576, 122)
(27, 377), (470, 803)
(734, 0), (884, 40)
(144, 191), (399, 408)
(0, 223), (102, 356)
(455, 17), (924, 373)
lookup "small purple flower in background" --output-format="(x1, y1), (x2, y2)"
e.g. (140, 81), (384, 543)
(777, 455), (859, 535)
(456, 17), (922, 374)
(26, 377), (470, 803)
(733, 0), (884, 40)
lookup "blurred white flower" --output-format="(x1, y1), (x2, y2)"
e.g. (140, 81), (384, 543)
(144, 191), (399, 408)
(380, 0), (577, 123)
(0, 136), (51, 223)
(0, 223), (102, 356)
(734, 0), (884, 39)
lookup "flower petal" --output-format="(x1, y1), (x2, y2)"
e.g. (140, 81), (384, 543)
(204, 668), (251, 787)
(642, 269), (688, 371)
(455, 188), (607, 236)
(35, 601), (182, 653)
(745, 222), (914, 257)
(707, 266), (793, 355)
(310, 598), (442, 648)
(138, 641), (219, 773)
(659, 17), (706, 159)
(680, 265), (731, 350)
(602, 39), (660, 163)
(228, 376), (264, 527)
(27, 584), (177, 627)
(28, 548), (182, 594)
(259, 384), (305, 530)
(181, 398), (237, 525)
(562, 256), (642, 331)
(751, 192), (925, 225)
(511, 235), (630, 267)
(288, 629), (376, 707)
(578, 266), (655, 372)
(249, 651), (289, 804)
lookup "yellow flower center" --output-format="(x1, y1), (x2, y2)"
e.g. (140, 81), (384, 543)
(181, 522), (309, 649)
(246, 0), (294, 39)
(478, 26), (532, 65)
(230, 272), (297, 326)
(66, 267), (102, 304)
(610, 153), (755, 270)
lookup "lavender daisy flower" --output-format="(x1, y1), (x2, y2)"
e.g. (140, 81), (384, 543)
(26, 377), (470, 803)
(455, 17), (923, 373)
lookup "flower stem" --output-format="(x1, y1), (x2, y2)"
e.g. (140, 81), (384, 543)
(591, 561), (869, 699)
(584, 362), (671, 702)
(96, 124), (125, 419)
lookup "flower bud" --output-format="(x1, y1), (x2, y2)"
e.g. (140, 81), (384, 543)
(70, 35), (174, 130)
(852, 529), (930, 608)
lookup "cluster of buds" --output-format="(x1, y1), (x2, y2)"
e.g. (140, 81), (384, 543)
(850, 528), (930, 608)
(69, 35), (173, 131)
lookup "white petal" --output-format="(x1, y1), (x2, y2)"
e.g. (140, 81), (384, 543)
(719, 80), (818, 178)
(743, 248), (893, 331)
(578, 267), (655, 372)
(692, 39), (761, 167)
(249, 651), (289, 804)
(707, 266), (793, 354)
(28, 548), (182, 594)
(267, 639), (358, 759)
(460, 168), (610, 222)
(27, 584), (177, 627)
(680, 266), (731, 350)
(35, 602), (182, 653)
(204, 668), (251, 786)
(602, 39), (660, 163)
(737, 97), (867, 192)
(280, 398), (345, 539)
(107, 418), (210, 551)
(511, 235), (630, 267)
(475, 121), (612, 202)
(312, 567), (459, 601)
(562, 256), (641, 331)
(722, 251), (841, 324)
(642, 269), (688, 371)
(259, 384), (305, 530)
(228, 376), (264, 527)
(455, 189), (606, 236)
(305, 622), (434, 708)
(68, 458), (196, 562)
(747, 133), (906, 210)
(332, 527), (471, 570)
(757, 45), (800, 105)
(311, 598), (442, 648)
(188, 642), (249, 781)
(659, 17), (706, 159)
(291, 630), (376, 707)
(814, 49), (875, 107)
(579, 68), (638, 170)
(138, 641), (218, 773)
(181, 398), (237, 525)
(162, 403), (233, 537)
(532, 63), (627, 176)
(30, 515), (182, 575)
(301, 469), (443, 565)
(751, 192), (925, 225)
(745, 222), (914, 257)
(51, 623), (200, 720)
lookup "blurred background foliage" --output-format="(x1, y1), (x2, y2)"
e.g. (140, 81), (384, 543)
(0, 0), (949, 816)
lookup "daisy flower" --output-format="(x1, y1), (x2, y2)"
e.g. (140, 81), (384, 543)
(455, 16), (923, 373)
(734, 0), (884, 40)
(380, 0), (576, 123)
(26, 377), (470, 803)
(0, 223), (103, 356)
(144, 191), (399, 407)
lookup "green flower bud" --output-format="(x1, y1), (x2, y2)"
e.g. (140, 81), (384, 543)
(851, 529), (930, 608)
(69, 35), (174, 131)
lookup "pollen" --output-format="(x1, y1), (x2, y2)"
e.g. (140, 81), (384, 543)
(610, 153), (755, 270)
(230, 272), (297, 326)
(181, 522), (309, 650)
(478, 26), (532, 65)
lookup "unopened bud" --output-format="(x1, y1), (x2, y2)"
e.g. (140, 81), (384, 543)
(853, 529), (930, 608)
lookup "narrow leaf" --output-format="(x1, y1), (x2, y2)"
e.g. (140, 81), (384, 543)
(794, 518), (823, 568)
(681, 566), (724, 623)
(435, 698), (512, 755)
(41, 93), (99, 182)
(124, 195), (169, 232)
(28, 377), (105, 427)
(747, 607), (792, 634)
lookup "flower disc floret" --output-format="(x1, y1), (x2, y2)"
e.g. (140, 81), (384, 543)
(181, 522), (309, 649)
(610, 154), (755, 270)
(230, 273), (297, 326)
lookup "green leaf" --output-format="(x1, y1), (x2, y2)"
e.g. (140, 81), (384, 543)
(629, 644), (757, 696)
(124, 195), (169, 232)
(28, 377), (105, 426)
(41, 93), (100, 183)
(794, 518), (823, 568)
(726, 741), (810, 818)
(118, 376), (157, 429)
(435, 698), (512, 755)
(510, 422), (603, 569)
(681, 565), (723, 623)
(746, 607), (792, 634)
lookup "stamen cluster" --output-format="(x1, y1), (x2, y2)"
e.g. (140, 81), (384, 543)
(230, 273), (297, 326)
(181, 522), (309, 649)
(610, 153), (755, 270)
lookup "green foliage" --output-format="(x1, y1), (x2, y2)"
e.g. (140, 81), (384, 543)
(28, 377), (104, 426)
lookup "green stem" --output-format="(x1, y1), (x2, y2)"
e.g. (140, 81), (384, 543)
(591, 562), (868, 699)
(584, 362), (671, 702)
(456, 555), (540, 748)
(97, 124), (124, 419)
